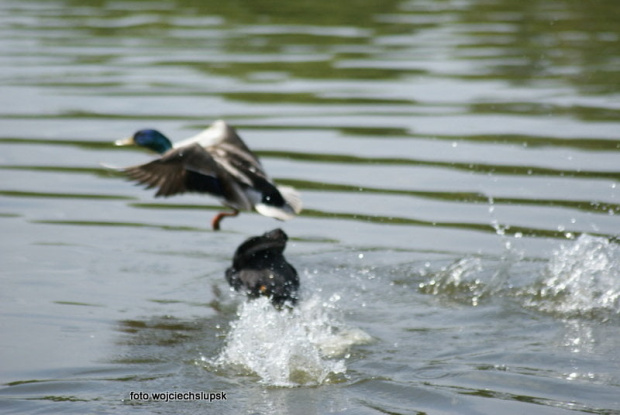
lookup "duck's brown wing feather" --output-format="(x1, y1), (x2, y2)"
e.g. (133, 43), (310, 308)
(122, 143), (235, 199)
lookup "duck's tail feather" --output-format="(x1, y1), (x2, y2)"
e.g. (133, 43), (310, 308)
(277, 185), (303, 215)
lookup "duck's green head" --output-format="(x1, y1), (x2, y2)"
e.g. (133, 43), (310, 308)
(115, 129), (173, 154)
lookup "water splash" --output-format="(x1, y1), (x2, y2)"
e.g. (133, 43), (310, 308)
(418, 243), (522, 306)
(524, 234), (620, 318)
(209, 295), (371, 387)
(418, 257), (485, 305)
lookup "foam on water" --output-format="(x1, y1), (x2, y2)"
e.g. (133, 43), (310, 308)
(209, 294), (371, 387)
(525, 234), (620, 318)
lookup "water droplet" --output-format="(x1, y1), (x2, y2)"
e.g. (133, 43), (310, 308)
(514, 232), (523, 238)
(358, 253), (364, 259)
(492, 221), (506, 236)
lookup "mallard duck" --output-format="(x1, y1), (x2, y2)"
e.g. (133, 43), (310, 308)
(225, 228), (299, 308)
(115, 120), (302, 230)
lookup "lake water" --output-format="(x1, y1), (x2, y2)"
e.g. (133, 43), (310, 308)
(1, 0), (619, 413)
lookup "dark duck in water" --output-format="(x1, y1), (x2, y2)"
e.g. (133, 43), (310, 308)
(225, 228), (299, 308)
(115, 120), (302, 230)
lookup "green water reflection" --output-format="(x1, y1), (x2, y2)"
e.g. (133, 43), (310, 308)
(20, 0), (618, 94)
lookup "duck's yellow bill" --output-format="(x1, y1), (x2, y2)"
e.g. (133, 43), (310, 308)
(115, 136), (135, 146)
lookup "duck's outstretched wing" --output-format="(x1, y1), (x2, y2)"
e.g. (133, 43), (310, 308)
(122, 143), (220, 197)
(121, 143), (252, 210)
(207, 124), (268, 184)
(176, 120), (260, 162)
(175, 120), (267, 186)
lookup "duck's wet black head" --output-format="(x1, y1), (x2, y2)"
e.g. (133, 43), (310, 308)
(234, 228), (289, 259)
(226, 228), (299, 308)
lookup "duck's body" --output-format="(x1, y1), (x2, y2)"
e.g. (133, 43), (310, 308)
(225, 228), (299, 308)
(116, 120), (301, 230)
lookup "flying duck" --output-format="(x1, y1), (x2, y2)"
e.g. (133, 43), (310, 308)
(115, 120), (302, 230)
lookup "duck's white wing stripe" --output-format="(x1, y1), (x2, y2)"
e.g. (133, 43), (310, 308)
(173, 120), (228, 149)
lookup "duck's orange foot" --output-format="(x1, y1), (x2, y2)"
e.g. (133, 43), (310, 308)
(211, 209), (239, 231)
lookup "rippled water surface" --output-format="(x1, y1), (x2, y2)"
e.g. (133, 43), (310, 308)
(1, 0), (619, 413)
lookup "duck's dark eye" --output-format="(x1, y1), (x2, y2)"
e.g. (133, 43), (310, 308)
(262, 190), (284, 206)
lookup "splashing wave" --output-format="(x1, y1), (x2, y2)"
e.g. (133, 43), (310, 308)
(524, 234), (620, 318)
(418, 257), (486, 305)
(209, 295), (371, 387)
(417, 234), (620, 319)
